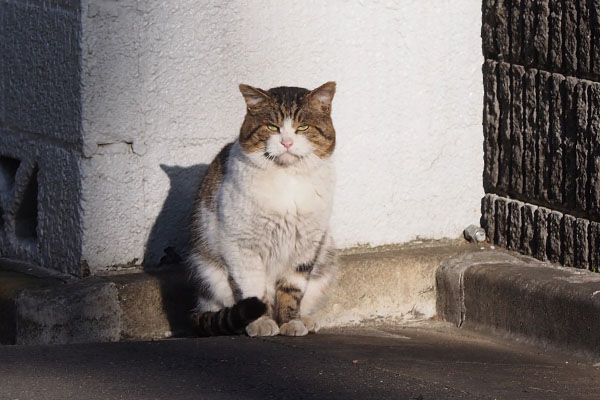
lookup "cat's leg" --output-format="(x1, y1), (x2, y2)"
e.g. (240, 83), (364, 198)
(298, 239), (338, 333)
(223, 247), (279, 337)
(274, 272), (310, 336)
(188, 254), (235, 312)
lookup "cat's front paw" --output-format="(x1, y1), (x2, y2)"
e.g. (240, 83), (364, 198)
(246, 316), (280, 337)
(279, 320), (309, 337)
(301, 316), (320, 333)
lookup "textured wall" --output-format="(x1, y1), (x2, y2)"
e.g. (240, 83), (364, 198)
(80, 0), (484, 271)
(481, 0), (600, 271)
(0, 0), (83, 275)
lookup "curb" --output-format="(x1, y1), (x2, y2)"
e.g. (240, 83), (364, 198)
(1, 241), (478, 345)
(436, 250), (600, 359)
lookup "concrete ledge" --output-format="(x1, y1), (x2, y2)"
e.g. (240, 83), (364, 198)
(436, 250), (600, 358)
(1, 241), (479, 345)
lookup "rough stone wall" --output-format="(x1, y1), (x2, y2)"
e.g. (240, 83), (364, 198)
(0, 0), (83, 275)
(481, 0), (600, 271)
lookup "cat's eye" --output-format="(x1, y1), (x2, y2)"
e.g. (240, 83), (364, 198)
(297, 125), (309, 131)
(267, 124), (279, 132)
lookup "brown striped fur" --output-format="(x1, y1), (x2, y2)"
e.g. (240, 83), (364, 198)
(239, 82), (336, 158)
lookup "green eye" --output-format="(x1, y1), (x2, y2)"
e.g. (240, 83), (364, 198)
(297, 125), (309, 131)
(267, 124), (279, 132)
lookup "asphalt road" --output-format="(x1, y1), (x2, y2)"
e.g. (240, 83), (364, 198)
(0, 323), (598, 400)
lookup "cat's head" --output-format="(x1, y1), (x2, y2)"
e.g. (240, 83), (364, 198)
(238, 82), (336, 167)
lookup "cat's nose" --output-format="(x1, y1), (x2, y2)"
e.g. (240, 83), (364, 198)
(281, 139), (294, 149)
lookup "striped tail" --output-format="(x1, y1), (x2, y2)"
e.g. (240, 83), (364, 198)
(191, 297), (267, 336)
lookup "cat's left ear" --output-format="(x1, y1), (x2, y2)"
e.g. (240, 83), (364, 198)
(308, 81), (336, 113)
(239, 84), (270, 111)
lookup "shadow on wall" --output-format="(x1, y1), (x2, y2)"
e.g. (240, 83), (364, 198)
(143, 163), (208, 337)
(144, 163), (208, 269)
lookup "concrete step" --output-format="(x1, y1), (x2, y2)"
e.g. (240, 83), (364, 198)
(436, 250), (600, 360)
(1, 240), (477, 345)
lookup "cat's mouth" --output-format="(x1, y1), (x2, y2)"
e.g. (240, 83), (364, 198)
(264, 151), (301, 166)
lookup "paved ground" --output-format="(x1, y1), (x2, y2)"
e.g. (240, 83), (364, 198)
(1, 322), (598, 400)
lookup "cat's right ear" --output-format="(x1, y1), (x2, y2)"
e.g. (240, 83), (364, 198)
(239, 84), (270, 111)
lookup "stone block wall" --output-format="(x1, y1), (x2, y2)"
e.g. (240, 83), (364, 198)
(0, 0), (83, 275)
(481, 0), (600, 271)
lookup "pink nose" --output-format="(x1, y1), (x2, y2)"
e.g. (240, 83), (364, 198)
(281, 139), (293, 149)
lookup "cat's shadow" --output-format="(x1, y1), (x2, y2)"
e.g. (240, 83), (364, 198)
(143, 163), (208, 336)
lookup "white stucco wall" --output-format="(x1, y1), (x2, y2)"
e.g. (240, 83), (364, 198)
(81, 0), (484, 270)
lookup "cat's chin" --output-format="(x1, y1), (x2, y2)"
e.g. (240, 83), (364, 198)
(274, 152), (301, 166)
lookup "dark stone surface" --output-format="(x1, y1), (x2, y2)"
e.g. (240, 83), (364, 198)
(548, 74), (564, 205)
(510, 0), (523, 62)
(548, 0), (563, 70)
(576, 81), (590, 212)
(592, 0), (600, 76)
(521, 203), (537, 256)
(561, 214), (576, 267)
(482, 0), (497, 58)
(522, 69), (537, 198)
(533, 0), (550, 66)
(547, 211), (562, 263)
(507, 200), (522, 251)
(495, 197), (508, 247)
(481, 194), (496, 244)
(578, 0), (591, 74)
(495, 0), (510, 60)
(483, 60), (499, 192)
(536, 71), (551, 202)
(534, 207), (549, 261)
(497, 63), (512, 194)
(522, 0), (536, 65)
(510, 65), (524, 195)
(562, 77), (578, 210)
(562, 0), (578, 74)
(588, 222), (600, 272)
(574, 218), (589, 269)
(589, 84), (600, 217)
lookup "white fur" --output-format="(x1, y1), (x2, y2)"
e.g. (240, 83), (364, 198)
(191, 139), (336, 315)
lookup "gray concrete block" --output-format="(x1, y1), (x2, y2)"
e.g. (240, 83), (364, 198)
(437, 251), (600, 359)
(549, 74), (564, 205)
(536, 71), (551, 202)
(561, 214), (576, 267)
(534, 207), (549, 261)
(510, 65), (524, 195)
(15, 278), (121, 345)
(574, 218), (589, 269)
(548, 0), (563, 70)
(497, 63), (511, 194)
(507, 200), (522, 251)
(577, 0), (591, 74)
(547, 211), (563, 263)
(523, 69), (537, 199)
(495, 197), (508, 248)
(483, 60), (500, 192)
(2, 2), (81, 144)
(521, 203), (537, 256)
(562, 0), (578, 74)
(533, 0), (550, 66)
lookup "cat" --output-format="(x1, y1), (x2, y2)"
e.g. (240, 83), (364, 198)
(188, 82), (338, 337)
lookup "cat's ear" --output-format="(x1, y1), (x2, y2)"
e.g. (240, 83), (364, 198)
(239, 84), (270, 111)
(308, 81), (336, 113)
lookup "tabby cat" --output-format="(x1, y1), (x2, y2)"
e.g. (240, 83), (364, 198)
(188, 82), (338, 337)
